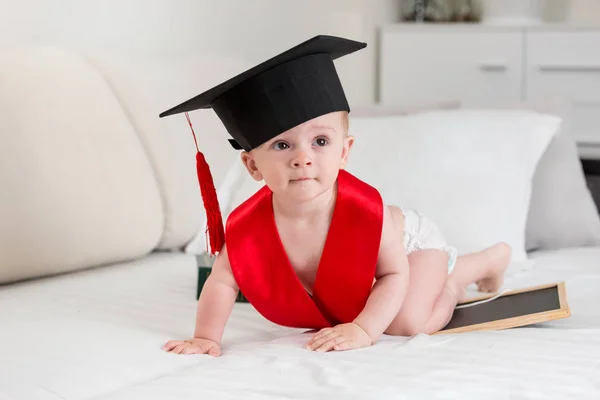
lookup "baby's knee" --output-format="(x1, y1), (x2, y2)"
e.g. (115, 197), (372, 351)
(402, 321), (427, 337)
(497, 242), (512, 257)
(490, 241), (512, 262)
(401, 318), (435, 337)
(387, 310), (429, 337)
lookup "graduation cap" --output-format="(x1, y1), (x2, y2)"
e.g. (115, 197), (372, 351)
(159, 35), (367, 255)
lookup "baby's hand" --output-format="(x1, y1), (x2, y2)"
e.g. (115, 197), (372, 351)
(305, 323), (372, 352)
(162, 338), (221, 356)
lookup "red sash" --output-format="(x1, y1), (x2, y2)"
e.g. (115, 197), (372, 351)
(225, 170), (383, 329)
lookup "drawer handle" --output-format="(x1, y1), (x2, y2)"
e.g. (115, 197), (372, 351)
(538, 64), (600, 72)
(478, 62), (508, 72)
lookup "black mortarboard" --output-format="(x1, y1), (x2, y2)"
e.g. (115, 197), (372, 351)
(159, 35), (366, 151)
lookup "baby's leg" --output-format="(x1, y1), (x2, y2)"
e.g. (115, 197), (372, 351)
(449, 242), (511, 300)
(386, 249), (459, 336)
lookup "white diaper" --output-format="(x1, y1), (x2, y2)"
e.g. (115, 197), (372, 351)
(398, 207), (457, 273)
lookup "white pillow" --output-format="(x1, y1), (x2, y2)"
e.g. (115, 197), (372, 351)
(345, 110), (560, 262)
(464, 100), (600, 250)
(516, 103), (600, 251)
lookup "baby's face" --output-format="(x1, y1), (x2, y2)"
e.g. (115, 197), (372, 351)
(241, 111), (353, 202)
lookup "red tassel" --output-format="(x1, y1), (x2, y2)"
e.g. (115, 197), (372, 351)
(185, 113), (225, 256)
(195, 151), (225, 255)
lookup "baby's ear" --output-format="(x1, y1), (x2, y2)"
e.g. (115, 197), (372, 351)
(340, 135), (354, 168)
(240, 152), (263, 181)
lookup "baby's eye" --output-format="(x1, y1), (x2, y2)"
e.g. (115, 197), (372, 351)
(273, 141), (290, 150)
(313, 137), (329, 147)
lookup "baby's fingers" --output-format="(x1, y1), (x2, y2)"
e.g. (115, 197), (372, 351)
(162, 340), (183, 352)
(207, 345), (221, 357)
(181, 345), (201, 355)
(186, 343), (220, 356)
(306, 330), (336, 350)
(172, 343), (189, 354)
(313, 335), (346, 353)
(333, 340), (355, 351)
(309, 328), (333, 342)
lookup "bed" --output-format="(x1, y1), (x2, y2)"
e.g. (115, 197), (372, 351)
(1, 246), (599, 400)
(3, 47), (600, 400)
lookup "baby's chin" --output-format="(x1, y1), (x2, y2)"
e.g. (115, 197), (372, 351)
(283, 179), (318, 194)
(282, 180), (336, 200)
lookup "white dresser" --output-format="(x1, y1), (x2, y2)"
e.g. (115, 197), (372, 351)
(378, 23), (600, 158)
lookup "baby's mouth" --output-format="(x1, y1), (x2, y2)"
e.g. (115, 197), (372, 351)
(290, 177), (313, 182)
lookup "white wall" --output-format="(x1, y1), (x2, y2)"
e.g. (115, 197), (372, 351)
(0, 0), (400, 106)
(2, 0), (598, 104)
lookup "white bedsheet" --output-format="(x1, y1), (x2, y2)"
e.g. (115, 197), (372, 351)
(1, 248), (599, 400)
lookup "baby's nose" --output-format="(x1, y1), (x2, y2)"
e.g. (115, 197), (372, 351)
(291, 150), (312, 167)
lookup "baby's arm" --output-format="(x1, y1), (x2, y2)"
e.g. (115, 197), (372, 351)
(162, 244), (239, 356)
(306, 206), (410, 352)
(353, 206), (410, 341)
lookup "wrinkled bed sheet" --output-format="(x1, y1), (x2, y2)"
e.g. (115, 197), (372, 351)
(1, 247), (599, 399)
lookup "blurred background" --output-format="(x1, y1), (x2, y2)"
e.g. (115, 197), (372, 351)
(1, 1), (598, 153)
(0, 1), (597, 103)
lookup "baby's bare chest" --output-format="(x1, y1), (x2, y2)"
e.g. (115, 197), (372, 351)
(276, 222), (330, 295)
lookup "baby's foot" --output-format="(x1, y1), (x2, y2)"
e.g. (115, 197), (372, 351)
(476, 242), (511, 293)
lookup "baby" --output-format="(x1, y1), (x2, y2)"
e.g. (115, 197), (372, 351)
(159, 36), (510, 357)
